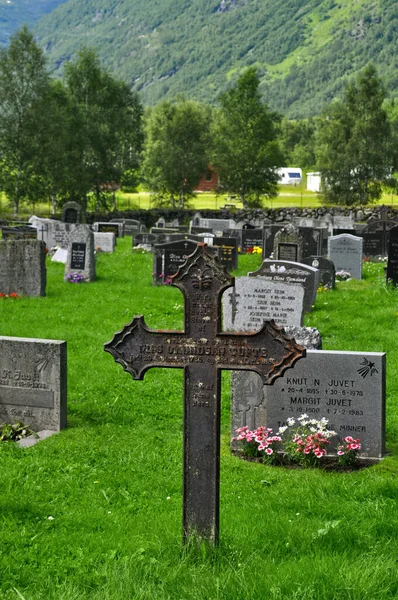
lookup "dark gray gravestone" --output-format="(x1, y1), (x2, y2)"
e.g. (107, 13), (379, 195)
(262, 224), (286, 258)
(2, 226), (37, 240)
(213, 237), (238, 271)
(299, 227), (328, 258)
(110, 219), (146, 236)
(62, 202), (82, 224)
(248, 260), (319, 314)
(265, 350), (386, 459)
(362, 220), (398, 257)
(0, 336), (67, 432)
(153, 239), (198, 284)
(241, 229), (264, 253)
(302, 256), (335, 289)
(273, 224), (304, 262)
(104, 244), (305, 543)
(328, 234), (363, 279)
(95, 222), (122, 238)
(386, 225), (398, 284)
(0, 240), (46, 296)
(133, 233), (158, 248)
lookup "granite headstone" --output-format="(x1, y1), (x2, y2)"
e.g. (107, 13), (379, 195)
(0, 336), (67, 432)
(328, 234), (363, 279)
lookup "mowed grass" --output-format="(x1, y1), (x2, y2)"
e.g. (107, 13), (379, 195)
(3, 185), (398, 218)
(0, 241), (398, 599)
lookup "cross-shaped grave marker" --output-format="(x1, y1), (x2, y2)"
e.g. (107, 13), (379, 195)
(104, 244), (305, 543)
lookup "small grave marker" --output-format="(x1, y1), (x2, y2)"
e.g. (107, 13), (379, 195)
(65, 225), (95, 282)
(328, 233), (363, 279)
(0, 336), (67, 432)
(0, 239), (46, 296)
(105, 245), (305, 543)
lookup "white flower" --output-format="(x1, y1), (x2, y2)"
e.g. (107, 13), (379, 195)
(47, 516), (54, 521)
(287, 417), (295, 426)
(278, 426), (288, 434)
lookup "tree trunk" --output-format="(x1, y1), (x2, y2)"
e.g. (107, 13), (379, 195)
(51, 195), (58, 215)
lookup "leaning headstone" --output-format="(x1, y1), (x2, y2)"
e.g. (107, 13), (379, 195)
(273, 224), (304, 262)
(328, 234), (363, 280)
(302, 256), (335, 289)
(51, 248), (68, 264)
(104, 244), (305, 543)
(153, 239), (198, 284)
(223, 278), (305, 330)
(65, 225), (95, 283)
(386, 225), (398, 284)
(248, 260), (319, 314)
(94, 232), (115, 253)
(0, 336), (67, 432)
(0, 240), (46, 296)
(264, 350), (386, 459)
(62, 202), (82, 224)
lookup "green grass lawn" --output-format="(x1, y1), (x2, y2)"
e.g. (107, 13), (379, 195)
(0, 242), (398, 599)
(2, 185), (398, 219)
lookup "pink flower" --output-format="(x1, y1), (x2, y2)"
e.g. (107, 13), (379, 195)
(265, 448), (273, 455)
(337, 451), (345, 456)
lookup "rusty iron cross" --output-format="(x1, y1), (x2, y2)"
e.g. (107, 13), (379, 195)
(104, 244), (305, 544)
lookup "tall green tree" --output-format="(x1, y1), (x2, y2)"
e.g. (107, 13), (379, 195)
(279, 117), (317, 172)
(0, 25), (49, 217)
(143, 98), (211, 208)
(316, 64), (393, 205)
(63, 48), (143, 212)
(211, 68), (282, 208)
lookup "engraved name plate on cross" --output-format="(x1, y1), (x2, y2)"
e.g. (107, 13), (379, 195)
(104, 244), (305, 544)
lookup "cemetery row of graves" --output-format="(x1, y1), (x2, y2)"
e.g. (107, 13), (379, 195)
(1, 207), (398, 597)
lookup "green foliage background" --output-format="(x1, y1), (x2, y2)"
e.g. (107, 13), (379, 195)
(29, 0), (398, 117)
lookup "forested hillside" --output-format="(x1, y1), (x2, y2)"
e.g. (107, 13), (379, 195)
(27, 0), (398, 116)
(0, 0), (66, 45)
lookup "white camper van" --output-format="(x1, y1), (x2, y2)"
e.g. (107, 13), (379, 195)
(277, 167), (303, 185)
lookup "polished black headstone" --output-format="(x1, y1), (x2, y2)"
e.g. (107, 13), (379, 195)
(153, 239), (198, 284)
(386, 226), (398, 284)
(97, 223), (120, 237)
(212, 237), (238, 271)
(70, 242), (86, 270)
(241, 229), (263, 253)
(105, 245), (305, 543)
(302, 256), (335, 289)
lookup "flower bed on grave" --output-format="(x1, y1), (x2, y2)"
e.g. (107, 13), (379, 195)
(232, 414), (372, 472)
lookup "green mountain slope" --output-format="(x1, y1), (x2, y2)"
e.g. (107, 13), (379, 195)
(0, 0), (67, 45)
(33, 0), (398, 117)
